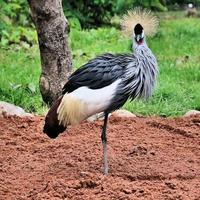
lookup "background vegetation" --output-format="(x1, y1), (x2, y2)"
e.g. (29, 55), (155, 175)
(0, 0), (200, 116)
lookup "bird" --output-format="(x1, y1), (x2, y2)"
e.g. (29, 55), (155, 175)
(43, 8), (159, 175)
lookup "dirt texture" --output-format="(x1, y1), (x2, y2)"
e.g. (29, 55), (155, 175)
(0, 115), (200, 200)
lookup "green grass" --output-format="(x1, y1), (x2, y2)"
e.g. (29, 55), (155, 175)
(0, 46), (46, 114)
(0, 17), (200, 116)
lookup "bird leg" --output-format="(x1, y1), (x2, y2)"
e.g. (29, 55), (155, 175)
(101, 112), (109, 175)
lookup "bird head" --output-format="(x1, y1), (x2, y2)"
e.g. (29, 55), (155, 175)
(121, 7), (159, 44)
(134, 23), (144, 45)
(43, 97), (66, 139)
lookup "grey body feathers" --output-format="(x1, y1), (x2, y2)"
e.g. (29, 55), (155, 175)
(107, 42), (158, 112)
(63, 42), (158, 113)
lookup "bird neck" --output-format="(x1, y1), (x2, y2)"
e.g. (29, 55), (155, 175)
(133, 39), (148, 52)
(125, 40), (158, 99)
(133, 41), (156, 64)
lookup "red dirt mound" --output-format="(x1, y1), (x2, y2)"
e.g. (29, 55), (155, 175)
(0, 115), (200, 200)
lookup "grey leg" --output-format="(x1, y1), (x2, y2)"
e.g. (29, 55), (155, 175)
(101, 112), (109, 175)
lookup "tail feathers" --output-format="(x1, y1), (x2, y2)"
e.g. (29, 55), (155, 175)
(43, 97), (66, 139)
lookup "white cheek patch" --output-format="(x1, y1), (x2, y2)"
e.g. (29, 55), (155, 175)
(141, 30), (144, 38)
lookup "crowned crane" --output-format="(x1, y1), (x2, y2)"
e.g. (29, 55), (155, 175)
(43, 8), (159, 175)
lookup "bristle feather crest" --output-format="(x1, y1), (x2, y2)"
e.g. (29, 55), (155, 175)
(121, 7), (159, 37)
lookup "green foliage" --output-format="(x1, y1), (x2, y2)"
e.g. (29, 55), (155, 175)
(0, 0), (37, 49)
(0, 25), (37, 49)
(0, 46), (46, 114)
(70, 27), (131, 66)
(0, 0), (30, 26)
(64, 0), (167, 28)
(63, 0), (115, 28)
(116, 0), (167, 13)
(166, 0), (200, 5)
(1, 15), (199, 116)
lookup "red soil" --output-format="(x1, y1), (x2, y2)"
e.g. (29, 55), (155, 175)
(0, 115), (200, 200)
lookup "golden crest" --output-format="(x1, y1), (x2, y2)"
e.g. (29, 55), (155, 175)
(121, 7), (159, 37)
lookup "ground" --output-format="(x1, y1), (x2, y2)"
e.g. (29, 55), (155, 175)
(0, 115), (200, 200)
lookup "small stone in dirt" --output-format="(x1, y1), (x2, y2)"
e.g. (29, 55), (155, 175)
(192, 118), (200, 124)
(165, 181), (177, 190)
(5, 141), (17, 146)
(80, 171), (90, 177)
(138, 189), (144, 193)
(149, 151), (155, 156)
(184, 110), (200, 117)
(135, 189), (146, 197)
(17, 123), (28, 128)
(187, 159), (194, 163)
(87, 109), (136, 122)
(129, 146), (148, 156)
(122, 188), (132, 194)
(112, 109), (136, 118)
(67, 180), (81, 189)
(80, 180), (98, 188)
(0, 101), (33, 118)
(87, 112), (105, 122)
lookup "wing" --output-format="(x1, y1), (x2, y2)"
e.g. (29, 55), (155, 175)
(63, 53), (136, 94)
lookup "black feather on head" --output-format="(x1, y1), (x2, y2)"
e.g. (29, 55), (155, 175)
(134, 23), (143, 35)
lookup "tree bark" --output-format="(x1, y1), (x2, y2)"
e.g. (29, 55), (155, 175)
(27, 0), (72, 105)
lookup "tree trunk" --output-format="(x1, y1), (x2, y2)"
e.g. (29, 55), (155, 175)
(27, 0), (72, 105)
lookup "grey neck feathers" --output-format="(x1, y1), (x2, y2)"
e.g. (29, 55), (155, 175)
(124, 40), (158, 100)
